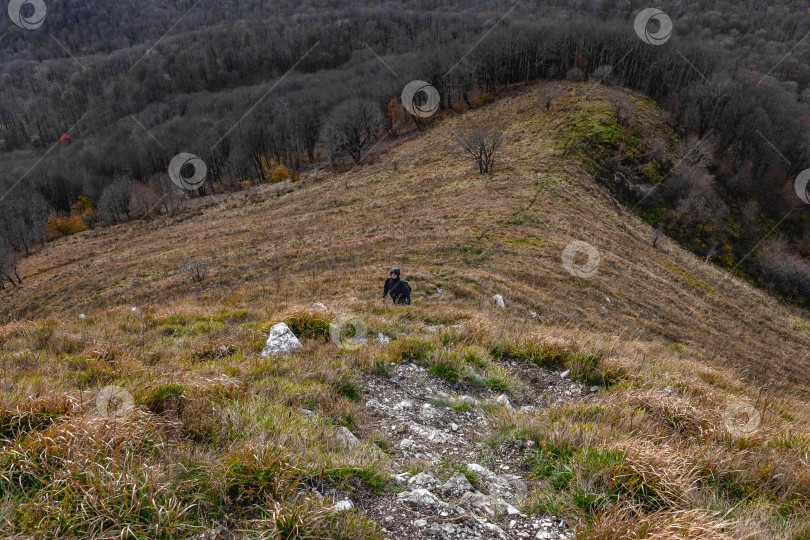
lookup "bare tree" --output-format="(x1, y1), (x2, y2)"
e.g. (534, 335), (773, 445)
(321, 99), (384, 165)
(705, 241), (720, 262)
(99, 177), (132, 224)
(540, 84), (561, 111)
(609, 91), (635, 126)
(184, 259), (208, 283)
(457, 128), (504, 174)
(0, 243), (21, 289)
(652, 225), (663, 249)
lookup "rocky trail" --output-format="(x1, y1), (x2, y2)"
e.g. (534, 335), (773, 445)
(327, 352), (595, 539)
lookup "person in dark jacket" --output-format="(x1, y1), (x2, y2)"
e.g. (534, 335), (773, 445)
(383, 267), (411, 305)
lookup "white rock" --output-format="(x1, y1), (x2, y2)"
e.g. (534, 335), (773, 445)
(590, 386), (599, 393)
(504, 501), (524, 516)
(459, 491), (493, 514)
(333, 500), (353, 512)
(495, 394), (514, 412)
(450, 422), (459, 432)
(560, 370), (570, 379)
(409, 423), (451, 443)
(440, 472), (475, 497)
(409, 471), (440, 490)
(520, 405), (536, 413)
(529, 311), (537, 318)
(391, 472), (412, 486)
(375, 332), (391, 345)
(413, 518), (428, 527)
(492, 294), (505, 308)
(79, 313), (86, 319)
(261, 322), (303, 357)
(397, 488), (448, 509)
(467, 464), (527, 501)
(393, 399), (414, 411)
(365, 399), (384, 410)
(312, 302), (328, 311)
(400, 438), (418, 450)
(335, 426), (360, 450)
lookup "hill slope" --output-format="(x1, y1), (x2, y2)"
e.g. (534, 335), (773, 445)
(1, 82), (809, 539)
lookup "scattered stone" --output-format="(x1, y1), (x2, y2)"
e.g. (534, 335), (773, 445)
(375, 332), (392, 345)
(335, 426), (360, 450)
(560, 370), (570, 379)
(492, 498), (525, 517)
(440, 472), (475, 497)
(459, 491), (493, 513)
(397, 488), (448, 510)
(298, 408), (315, 417)
(467, 464), (526, 501)
(519, 405), (536, 413)
(400, 438), (418, 450)
(393, 399), (414, 411)
(391, 472), (412, 486)
(408, 471), (440, 490)
(493, 294), (505, 308)
(312, 302), (328, 311)
(590, 386), (599, 393)
(333, 500), (353, 512)
(495, 394), (514, 412)
(450, 422), (459, 432)
(365, 399), (385, 410)
(664, 386), (675, 394)
(261, 322), (303, 357)
(529, 311), (538, 318)
(409, 423), (451, 443)
(504, 474), (528, 500)
(413, 518), (428, 528)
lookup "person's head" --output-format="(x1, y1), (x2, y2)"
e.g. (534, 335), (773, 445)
(390, 267), (400, 279)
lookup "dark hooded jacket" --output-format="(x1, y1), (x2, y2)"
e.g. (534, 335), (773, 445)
(383, 268), (411, 305)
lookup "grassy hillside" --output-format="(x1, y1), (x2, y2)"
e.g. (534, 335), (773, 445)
(1, 82), (809, 539)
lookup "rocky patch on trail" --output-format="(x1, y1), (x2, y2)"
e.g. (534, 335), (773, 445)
(342, 360), (586, 539)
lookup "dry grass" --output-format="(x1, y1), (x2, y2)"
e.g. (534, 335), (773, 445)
(0, 81), (808, 537)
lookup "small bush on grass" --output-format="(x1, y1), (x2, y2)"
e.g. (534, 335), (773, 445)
(389, 337), (436, 364)
(490, 337), (568, 369)
(139, 383), (186, 414)
(566, 352), (622, 387)
(429, 362), (460, 383)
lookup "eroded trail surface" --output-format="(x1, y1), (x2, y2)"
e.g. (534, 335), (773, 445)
(349, 359), (593, 539)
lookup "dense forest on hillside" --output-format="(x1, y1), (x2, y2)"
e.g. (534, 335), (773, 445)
(3, 0), (810, 302)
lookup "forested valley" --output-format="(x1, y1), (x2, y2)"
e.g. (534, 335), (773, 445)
(2, 0), (810, 303)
